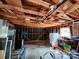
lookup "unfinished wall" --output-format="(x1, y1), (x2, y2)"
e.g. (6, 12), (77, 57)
(71, 23), (79, 36)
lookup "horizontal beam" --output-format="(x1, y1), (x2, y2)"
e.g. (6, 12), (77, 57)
(52, 1), (73, 15)
(6, 0), (25, 15)
(67, 12), (79, 19)
(0, 3), (46, 16)
(0, 11), (65, 28)
(11, 20), (64, 28)
(41, 1), (73, 21)
(65, 2), (79, 14)
(56, 12), (73, 21)
(6, 0), (22, 7)
(0, 11), (41, 20)
(26, 0), (50, 8)
(0, 14), (64, 28)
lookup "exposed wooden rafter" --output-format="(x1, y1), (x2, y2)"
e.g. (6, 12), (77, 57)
(51, 0), (73, 15)
(67, 12), (79, 19)
(10, 20), (64, 28)
(47, 1), (73, 21)
(5, 0), (24, 15)
(26, 0), (51, 8)
(0, 3), (46, 17)
(56, 13), (73, 21)
(0, 11), (65, 28)
(0, 0), (78, 28)
(0, 11), (41, 20)
(65, 2), (79, 14)
(40, 0), (73, 22)
(6, 0), (23, 7)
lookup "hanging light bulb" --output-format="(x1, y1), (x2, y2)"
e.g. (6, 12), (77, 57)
(50, 5), (56, 11)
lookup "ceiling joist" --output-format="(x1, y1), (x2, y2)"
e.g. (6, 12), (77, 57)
(0, 11), (41, 20)
(0, 0), (78, 28)
(6, 0), (25, 15)
(0, 11), (64, 28)
(65, 2), (79, 14)
(6, 0), (23, 7)
(0, 3), (46, 16)
(26, 0), (51, 8)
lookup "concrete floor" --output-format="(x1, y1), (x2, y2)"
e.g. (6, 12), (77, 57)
(25, 45), (63, 59)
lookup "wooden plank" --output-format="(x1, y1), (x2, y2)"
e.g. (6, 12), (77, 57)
(66, 8), (79, 19)
(52, 0), (73, 15)
(12, 21), (63, 28)
(56, 12), (73, 21)
(0, 11), (64, 28)
(23, 6), (40, 11)
(0, 4), (46, 16)
(51, 0), (63, 4)
(26, 0), (50, 8)
(67, 12), (79, 18)
(65, 2), (79, 14)
(0, 11), (41, 20)
(41, 0), (73, 21)
(6, 0), (25, 15)
(6, 0), (22, 7)
(48, 0), (73, 18)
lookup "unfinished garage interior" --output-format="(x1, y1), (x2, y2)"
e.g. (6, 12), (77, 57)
(0, 0), (79, 59)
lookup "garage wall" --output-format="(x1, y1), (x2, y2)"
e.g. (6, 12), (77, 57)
(71, 23), (79, 36)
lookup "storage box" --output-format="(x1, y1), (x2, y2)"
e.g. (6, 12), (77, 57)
(0, 50), (4, 59)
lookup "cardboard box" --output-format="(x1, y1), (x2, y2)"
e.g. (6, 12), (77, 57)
(0, 50), (4, 59)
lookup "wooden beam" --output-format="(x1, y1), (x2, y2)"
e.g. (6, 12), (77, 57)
(13, 21), (63, 28)
(0, 4), (46, 16)
(26, 0), (50, 8)
(23, 6), (40, 11)
(41, 0), (73, 21)
(45, 1), (73, 20)
(0, 11), (41, 20)
(1, 15), (64, 28)
(53, 0), (73, 14)
(6, 0), (24, 15)
(0, 1), (15, 15)
(0, 12), (68, 28)
(67, 12), (79, 19)
(65, 2), (79, 14)
(44, 0), (73, 17)
(0, 11), (17, 19)
(6, 0), (22, 7)
(51, 0), (63, 4)
(0, 11), (65, 28)
(56, 12), (73, 21)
